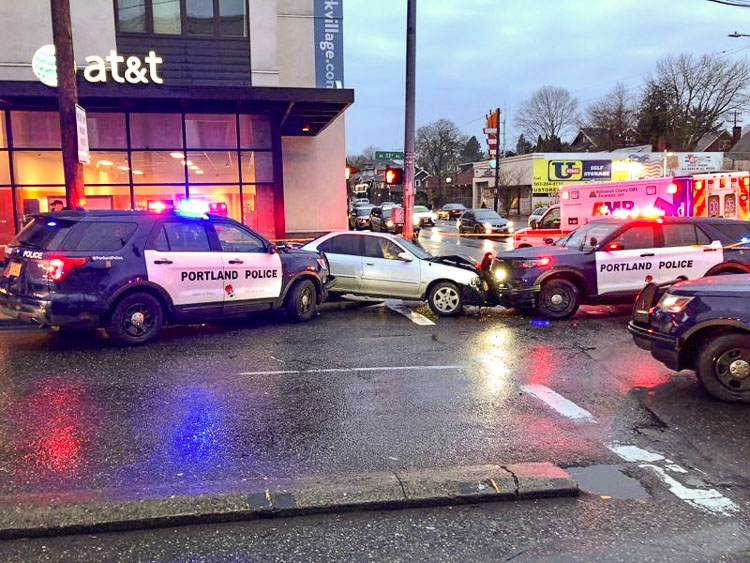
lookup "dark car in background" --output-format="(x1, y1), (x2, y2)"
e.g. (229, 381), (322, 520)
(437, 203), (467, 221)
(370, 206), (403, 234)
(457, 209), (514, 236)
(349, 205), (374, 230)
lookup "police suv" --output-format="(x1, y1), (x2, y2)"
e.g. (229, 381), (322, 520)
(491, 216), (750, 319)
(0, 210), (330, 345)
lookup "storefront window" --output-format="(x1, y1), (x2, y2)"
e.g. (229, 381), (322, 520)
(16, 186), (66, 219)
(239, 116), (272, 149)
(241, 151), (274, 183)
(130, 113), (183, 149)
(154, 0), (181, 34)
(185, 114), (237, 149)
(0, 152), (10, 185)
(243, 184), (277, 239)
(11, 112), (61, 148)
(86, 113), (127, 149)
(187, 151), (239, 183)
(13, 151), (64, 185)
(83, 152), (130, 185)
(117, 0), (146, 32)
(133, 185), (186, 212)
(0, 113), (7, 148)
(0, 188), (14, 244)
(131, 152), (186, 183)
(85, 186), (133, 210)
(187, 0), (214, 35)
(188, 184), (241, 222)
(219, 0), (246, 37)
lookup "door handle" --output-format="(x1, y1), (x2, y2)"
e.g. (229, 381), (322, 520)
(640, 253), (655, 257)
(366, 262), (374, 266)
(228, 259), (244, 264)
(153, 259), (173, 265)
(703, 248), (718, 252)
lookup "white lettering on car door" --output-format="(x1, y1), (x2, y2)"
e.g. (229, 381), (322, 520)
(595, 249), (659, 294)
(657, 240), (724, 283)
(145, 250), (225, 305)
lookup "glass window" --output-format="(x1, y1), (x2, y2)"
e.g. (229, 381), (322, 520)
(0, 113), (6, 148)
(219, 0), (246, 36)
(724, 194), (737, 218)
(83, 152), (130, 184)
(163, 221), (210, 251)
(130, 113), (183, 149)
(539, 206), (560, 229)
(242, 184), (276, 240)
(576, 222), (622, 252)
(611, 225), (655, 251)
(60, 222), (138, 251)
(663, 224), (700, 247)
(153, 227), (169, 251)
(325, 234), (361, 256)
(154, 0), (181, 33)
(117, 0), (146, 32)
(239, 116), (272, 149)
(187, 151), (239, 183)
(214, 222), (265, 253)
(241, 152), (273, 183)
(695, 227), (712, 245)
(12, 216), (77, 250)
(188, 184), (241, 222)
(365, 237), (402, 260)
(185, 114), (237, 149)
(131, 152), (186, 183)
(0, 152), (10, 184)
(0, 187), (14, 245)
(86, 113), (126, 149)
(133, 185), (185, 212)
(711, 223), (750, 243)
(85, 185), (132, 211)
(11, 112), (61, 148)
(13, 152), (64, 185)
(187, 0), (215, 35)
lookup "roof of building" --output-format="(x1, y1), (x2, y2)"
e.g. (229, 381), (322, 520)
(728, 130), (750, 158)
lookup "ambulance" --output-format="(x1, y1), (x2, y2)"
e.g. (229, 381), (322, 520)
(692, 171), (750, 221)
(513, 177), (693, 249)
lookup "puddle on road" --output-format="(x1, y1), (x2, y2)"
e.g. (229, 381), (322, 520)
(567, 465), (649, 500)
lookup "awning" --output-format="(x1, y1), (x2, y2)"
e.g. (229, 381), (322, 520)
(0, 81), (354, 136)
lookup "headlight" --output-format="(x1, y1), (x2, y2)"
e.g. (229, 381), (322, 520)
(483, 222), (492, 229)
(494, 268), (507, 282)
(507, 221), (514, 228)
(456, 220), (461, 227)
(657, 293), (693, 313)
(413, 216), (420, 225)
(517, 257), (552, 269)
(470, 275), (482, 288)
(386, 220), (394, 227)
(431, 213), (437, 221)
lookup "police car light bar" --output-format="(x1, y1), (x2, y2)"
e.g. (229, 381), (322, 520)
(177, 199), (210, 218)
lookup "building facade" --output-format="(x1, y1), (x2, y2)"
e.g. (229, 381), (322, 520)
(0, 0), (352, 244)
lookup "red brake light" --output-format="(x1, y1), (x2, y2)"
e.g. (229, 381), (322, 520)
(45, 256), (88, 282)
(539, 257), (551, 266)
(667, 183), (678, 194)
(148, 201), (168, 213)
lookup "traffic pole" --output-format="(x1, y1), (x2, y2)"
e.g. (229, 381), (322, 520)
(50, 0), (85, 209)
(493, 108), (500, 213)
(402, 0), (417, 239)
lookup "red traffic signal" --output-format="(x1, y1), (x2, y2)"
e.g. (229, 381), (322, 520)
(385, 166), (404, 185)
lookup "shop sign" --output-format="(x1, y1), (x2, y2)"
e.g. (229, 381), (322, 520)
(32, 45), (164, 88)
(314, 0), (344, 88)
(532, 157), (629, 195)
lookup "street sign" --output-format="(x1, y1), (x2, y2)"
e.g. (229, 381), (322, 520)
(75, 104), (89, 164)
(375, 151), (405, 161)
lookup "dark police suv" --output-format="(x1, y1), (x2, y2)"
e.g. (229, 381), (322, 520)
(629, 276), (750, 403)
(0, 209), (329, 345)
(490, 216), (750, 319)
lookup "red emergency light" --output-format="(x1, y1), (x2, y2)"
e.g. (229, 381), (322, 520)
(148, 200), (173, 213)
(208, 202), (228, 216)
(561, 191), (570, 200)
(695, 180), (704, 191)
(667, 183), (678, 194)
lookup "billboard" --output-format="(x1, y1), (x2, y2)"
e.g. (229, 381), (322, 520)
(532, 157), (629, 195)
(314, 0), (344, 89)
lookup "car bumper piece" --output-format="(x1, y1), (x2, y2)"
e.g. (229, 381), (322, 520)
(494, 285), (540, 309)
(0, 295), (100, 329)
(627, 321), (681, 371)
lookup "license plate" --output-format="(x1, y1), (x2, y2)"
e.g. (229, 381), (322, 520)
(7, 262), (21, 277)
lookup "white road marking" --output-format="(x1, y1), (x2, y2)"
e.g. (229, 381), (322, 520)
(521, 384), (597, 423)
(238, 365), (469, 376)
(387, 304), (436, 326)
(609, 443), (739, 516)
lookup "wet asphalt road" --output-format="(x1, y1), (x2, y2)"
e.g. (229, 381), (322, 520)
(0, 221), (749, 560)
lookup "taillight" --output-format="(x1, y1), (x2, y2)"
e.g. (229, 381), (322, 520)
(45, 256), (89, 282)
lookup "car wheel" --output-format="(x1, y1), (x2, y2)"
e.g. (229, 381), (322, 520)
(286, 279), (318, 323)
(474, 225), (481, 234)
(536, 279), (580, 320)
(106, 292), (164, 345)
(428, 282), (463, 317)
(696, 333), (750, 403)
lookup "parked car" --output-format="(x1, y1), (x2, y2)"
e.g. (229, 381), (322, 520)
(349, 205), (375, 230)
(437, 203), (467, 220)
(457, 209), (514, 236)
(380, 201), (399, 209)
(354, 198), (370, 205)
(302, 231), (487, 316)
(413, 205), (437, 227)
(370, 206), (403, 234)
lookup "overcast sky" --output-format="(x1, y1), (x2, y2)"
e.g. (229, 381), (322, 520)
(342, 0), (750, 155)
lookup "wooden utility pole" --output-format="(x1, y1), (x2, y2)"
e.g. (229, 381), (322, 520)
(493, 108), (500, 213)
(402, 0), (416, 238)
(50, 0), (84, 209)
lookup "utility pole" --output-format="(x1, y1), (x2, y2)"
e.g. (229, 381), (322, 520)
(50, 0), (85, 209)
(493, 108), (500, 213)
(402, 0), (417, 239)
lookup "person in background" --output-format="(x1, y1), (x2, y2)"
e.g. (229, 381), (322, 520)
(480, 201), (488, 209)
(49, 200), (64, 212)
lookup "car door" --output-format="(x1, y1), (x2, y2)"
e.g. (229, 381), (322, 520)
(317, 234), (363, 292)
(361, 236), (421, 297)
(145, 219), (224, 309)
(211, 221), (282, 305)
(370, 208), (381, 231)
(594, 224), (660, 294)
(460, 211), (473, 231)
(657, 223), (724, 283)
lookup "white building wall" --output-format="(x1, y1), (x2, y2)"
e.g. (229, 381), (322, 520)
(276, 0), (315, 87)
(250, 0), (280, 86)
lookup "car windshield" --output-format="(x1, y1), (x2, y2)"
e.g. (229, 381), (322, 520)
(356, 207), (374, 216)
(382, 208), (392, 218)
(398, 238), (432, 260)
(414, 206), (429, 213)
(474, 210), (502, 220)
(444, 204), (465, 210)
(556, 221), (622, 251)
(13, 217), (77, 249)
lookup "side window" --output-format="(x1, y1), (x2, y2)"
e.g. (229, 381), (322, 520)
(695, 226), (713, 245)
(663, 224), (699, 247)
(214, 223), (265, 253)
(162, 221), (211, 251)
(326, 235), (362, 256)
(365, 237), (403, 260)
(153, 227), (169, 251)
(540, 207), (561, 229)
(61, 222), (138, 251)
(611, 225), (655, 250)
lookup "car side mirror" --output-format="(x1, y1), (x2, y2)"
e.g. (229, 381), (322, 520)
(589, 237), (598, 249)
(398, 252), (413, 262)
(543, 237), (555, 245)
(269, 243), (278, 255)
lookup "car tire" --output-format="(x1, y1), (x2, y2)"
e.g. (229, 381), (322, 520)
(474, 225), (481, 235)
(285, 279), (318, 323)
(428, 281), (463, 317)
(536, 279), (580, 320)
(106, 292), (164, 346)
(696, 333), (750, 403)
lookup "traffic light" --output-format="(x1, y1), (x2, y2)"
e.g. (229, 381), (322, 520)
(385, 166), (404, 185)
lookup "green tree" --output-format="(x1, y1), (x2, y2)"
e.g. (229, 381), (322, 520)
(515, 134), (533, 155)
(460, 135), (484, 162)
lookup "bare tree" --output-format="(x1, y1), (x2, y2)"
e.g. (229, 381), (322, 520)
(347, 145), (380, 167)
(638, 53), (750, 150)
(515, 86), (579, 142)
(416, 119), (467, 204)
(583, 83), (638, 150)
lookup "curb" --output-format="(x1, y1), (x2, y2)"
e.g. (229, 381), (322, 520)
(0, 462), (577, 540)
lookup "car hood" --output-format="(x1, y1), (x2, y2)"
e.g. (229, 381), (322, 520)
(413, 211), (433, 217)
(669, 274), (750, 298)
(495, 245), (580, 261)
(427, 254), (480, 273)
(477, 218), (508, 227)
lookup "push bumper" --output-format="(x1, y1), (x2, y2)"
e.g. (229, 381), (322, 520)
(0, 293), (101, 329)
(494, 285), (540, 309)
(627, 321), (681, 371)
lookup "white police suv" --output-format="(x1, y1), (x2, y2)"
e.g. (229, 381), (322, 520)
(0, 209), (329, 344)
(491, 216), (750, 319)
